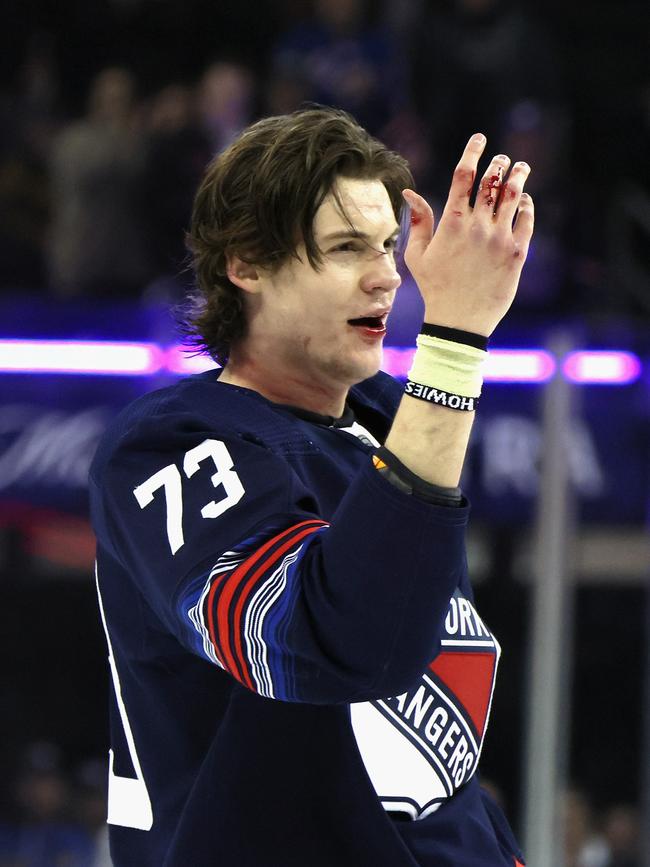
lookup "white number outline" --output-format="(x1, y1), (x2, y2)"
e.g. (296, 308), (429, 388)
(133, 439), (245, 554)
(183, 439), (245, 519)
(134, 464), (184, 554)
(96, 565), (153, 830)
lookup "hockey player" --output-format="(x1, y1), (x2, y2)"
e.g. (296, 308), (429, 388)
(90, 106), (533, 866)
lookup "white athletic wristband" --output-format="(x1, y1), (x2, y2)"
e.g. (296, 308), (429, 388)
(407, 335), (487, 398)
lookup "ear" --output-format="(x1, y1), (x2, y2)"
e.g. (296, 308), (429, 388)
(226, 255), (262, 294)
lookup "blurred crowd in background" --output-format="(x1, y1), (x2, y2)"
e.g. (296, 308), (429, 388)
(0, 0), (648, 864)
(0, 0), (648, 320)
(0, 741), (642, 866)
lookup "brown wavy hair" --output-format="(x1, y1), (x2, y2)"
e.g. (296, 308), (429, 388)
(183, 106), (413, 366)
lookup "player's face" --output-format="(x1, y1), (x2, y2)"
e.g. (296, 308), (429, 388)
(251, 177), (402, 402)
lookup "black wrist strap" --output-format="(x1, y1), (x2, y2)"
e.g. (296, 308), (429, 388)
(421, 322), (489, 351)
(373, 446), (463, 508)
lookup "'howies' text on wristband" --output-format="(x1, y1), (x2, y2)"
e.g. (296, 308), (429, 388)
(405, 380), (479, 412)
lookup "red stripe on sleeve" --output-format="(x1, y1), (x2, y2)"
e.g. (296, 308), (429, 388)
(203, 570), (231, 667)
(206, 520), (327, 685)
(231, 523), (327, 689)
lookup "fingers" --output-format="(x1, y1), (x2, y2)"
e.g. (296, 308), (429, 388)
(512, 192), (535, 254)
(442, 133), (487, 218)
(402, 188), (435, 259)
(494, 160), (531, 226)
(474, 154), (511, 223)
(404, 136), (534, 272)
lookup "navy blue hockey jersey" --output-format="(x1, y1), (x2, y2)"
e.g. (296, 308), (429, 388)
(89, 369), (525, 867)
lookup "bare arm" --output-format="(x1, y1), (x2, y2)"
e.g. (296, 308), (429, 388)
(385, 135), (535, 487)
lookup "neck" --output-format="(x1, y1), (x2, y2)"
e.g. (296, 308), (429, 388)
(219, 350), (348, 417)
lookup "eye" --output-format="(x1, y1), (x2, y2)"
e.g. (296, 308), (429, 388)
(331, 241), (362, 254)
(384, 237), (399, 253)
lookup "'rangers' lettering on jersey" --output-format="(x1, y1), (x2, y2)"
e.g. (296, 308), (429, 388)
(351, 591), (500, 820)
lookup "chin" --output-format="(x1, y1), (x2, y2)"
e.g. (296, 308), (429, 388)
(345, 355), (383, 386)
(358, 361), (382, 383)
(319, 344), (383, 388)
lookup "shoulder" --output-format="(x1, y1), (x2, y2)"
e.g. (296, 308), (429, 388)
(90, 374), (211, 474)
(89, 372), (313, 481)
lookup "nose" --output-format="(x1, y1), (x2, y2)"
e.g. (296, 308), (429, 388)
(360, 250), (402, 295)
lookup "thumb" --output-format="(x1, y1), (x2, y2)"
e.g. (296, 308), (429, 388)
(402, 189), (435, 262)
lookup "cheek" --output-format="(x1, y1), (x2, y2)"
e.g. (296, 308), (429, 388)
(268, 268), (352, 339)
(265, 292), (303, 331)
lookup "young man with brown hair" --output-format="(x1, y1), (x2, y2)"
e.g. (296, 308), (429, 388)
(90, 106), (532, 866)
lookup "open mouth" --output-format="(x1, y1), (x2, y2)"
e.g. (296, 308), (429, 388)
(347, 315), (387, 333)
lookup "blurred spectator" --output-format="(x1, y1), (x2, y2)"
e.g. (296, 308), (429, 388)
(47, 66), (150, 298)
(268, 0), (401, 132)
(72, 758), (111, 867)
(196, 62), (255, 155)
(559, 0), (648, 320)
(378, 108), (430, 193)
(140, 83), (212, 298)
(560, 794), (643, 867)
(70, 759), (107, 844)
(0, 34), (60, 291)
(562, 788), (610, 867)
(0, 742), (95, 867)
(409, 0), (565, 200)
(602, 805), (641, 867)
(606, 78), (650, 318)
(139, 63), (254, 302)
(408, 0), (569, 315)
(498, 98), (570, 313)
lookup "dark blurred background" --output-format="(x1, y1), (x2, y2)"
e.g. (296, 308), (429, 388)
(0, 1), (648, 864)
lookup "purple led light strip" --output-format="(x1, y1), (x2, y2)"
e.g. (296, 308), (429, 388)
(0, 340), (164, 375)
(563, 350), (642, 384)
(0, 339), (643, 384)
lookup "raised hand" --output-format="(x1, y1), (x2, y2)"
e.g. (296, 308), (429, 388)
(402, 134), (534, 337)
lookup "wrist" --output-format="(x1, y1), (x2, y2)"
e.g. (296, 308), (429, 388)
(403, 322), (488, 413)
(422, 311), (492, 340)
(420, 322), (489, 351)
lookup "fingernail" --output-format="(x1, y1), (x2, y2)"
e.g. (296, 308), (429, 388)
(472, 134), (485, 145)
(495, 154), (509, 162)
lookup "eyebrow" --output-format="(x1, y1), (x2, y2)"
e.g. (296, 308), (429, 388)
(320, 227), (401, 243)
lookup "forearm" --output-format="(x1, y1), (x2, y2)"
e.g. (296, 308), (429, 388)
(384, 394), (475, 488)
(384, 323), (483, 489)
